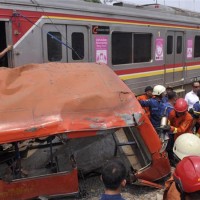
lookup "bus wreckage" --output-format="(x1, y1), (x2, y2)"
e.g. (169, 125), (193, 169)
(0, 62), (170, 200)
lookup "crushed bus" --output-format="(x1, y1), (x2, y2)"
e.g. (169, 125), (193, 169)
(0, 62), (170, 200)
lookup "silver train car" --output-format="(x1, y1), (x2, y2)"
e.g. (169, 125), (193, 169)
(0, 0), (200, 94)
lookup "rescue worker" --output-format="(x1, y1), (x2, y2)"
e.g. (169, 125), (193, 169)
(139, 85), (166, 130)
(167, 98), (193, 141)
(162, 91), (177, 117)
(161, 91), (177, 161)
(162, 86), (174, 103)
(137, 86), (153, 118)
(173, 133), (200, 161)
(164, 156), (200, 200)
(164, 134), (200, 199)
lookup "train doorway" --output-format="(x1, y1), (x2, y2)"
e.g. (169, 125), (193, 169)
(0, 21), (9, 67)
(165, 31), (184, 85)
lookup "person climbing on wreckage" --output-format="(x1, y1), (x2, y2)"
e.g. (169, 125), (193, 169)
(163, 133), (200, 200)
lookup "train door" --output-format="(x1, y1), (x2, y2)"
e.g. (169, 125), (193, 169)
(0, 21), (12, 67)
(43, 25), (89, 63)
(165, 31), (184, 85)
(42, 24), (67, 62)
(67, 25), (89, 62)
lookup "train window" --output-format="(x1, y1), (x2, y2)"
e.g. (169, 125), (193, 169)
(167, 36), (173, 54)
(194, 36), (200, 58)
(72, 32), (84, 60)
(47, 32), (62, 61)
(112, 32), (132, 65)
(133, 34), (152, 63)
(177, 36), (182, 54)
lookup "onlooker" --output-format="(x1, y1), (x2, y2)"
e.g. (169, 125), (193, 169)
(137, 86), (153, 118)
(139, 85), (166, 129)
(168, 98), (193, 141)
(0, 45), (12, 59)
(185, 81), (200, 110)
(192, 89), (200, 134)
(100, 159), (127, 200)
(164, 156), (200, 200)
(162, 86), (174, 103)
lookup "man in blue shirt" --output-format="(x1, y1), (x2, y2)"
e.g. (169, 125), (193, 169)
(139, 85), (166, 129)
(100, 159), (127, 200)
(162, 91), (177, 117)
(162, 91), (177, 162)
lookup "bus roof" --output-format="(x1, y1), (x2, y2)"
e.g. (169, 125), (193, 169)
(0, 62), (140, 144)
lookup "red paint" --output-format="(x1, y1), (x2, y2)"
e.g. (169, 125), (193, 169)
(0, 169), (78, 200)
(115, 62), (200, 76)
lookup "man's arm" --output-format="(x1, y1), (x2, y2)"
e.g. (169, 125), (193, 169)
(0, 45), (12, 58)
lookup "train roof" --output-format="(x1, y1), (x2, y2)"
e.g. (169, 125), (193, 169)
(1, 0), (200, 25)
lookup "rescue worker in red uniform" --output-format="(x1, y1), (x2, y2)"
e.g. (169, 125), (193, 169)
(164, 156), (200, 200)
(137, 86), (153, 118)
(164, 133), (200, 199)
(168, 98), (193, 141)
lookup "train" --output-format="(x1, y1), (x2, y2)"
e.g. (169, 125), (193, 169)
(0, 0), (200, 94)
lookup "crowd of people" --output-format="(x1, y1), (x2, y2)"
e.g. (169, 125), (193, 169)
(100, 81), (200, 200)
(137, 81), (200, 164)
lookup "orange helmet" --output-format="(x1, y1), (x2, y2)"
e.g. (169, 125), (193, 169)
(173, 156), (200, 193)
(174, 98), (188, 112)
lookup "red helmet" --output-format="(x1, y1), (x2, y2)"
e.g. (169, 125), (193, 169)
(174, 98), (188, 112)
(173, 156), (200, 193)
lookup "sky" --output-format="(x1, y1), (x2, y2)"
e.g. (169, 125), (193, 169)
(101, 0), (200, 12)
(126, 0), (200, 12)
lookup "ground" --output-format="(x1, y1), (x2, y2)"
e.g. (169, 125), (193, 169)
(78, 176), (165, 200)
(53, 175), (165, 200)
(49, 167), (175, 200)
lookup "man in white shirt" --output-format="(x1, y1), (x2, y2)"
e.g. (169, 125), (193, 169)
(185, 81), (200, 110)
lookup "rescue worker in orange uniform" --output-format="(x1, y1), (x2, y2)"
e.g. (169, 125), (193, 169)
(168, 98), (193, 141)
(137, 86), (153, 118)
(164, 156), (200, 200)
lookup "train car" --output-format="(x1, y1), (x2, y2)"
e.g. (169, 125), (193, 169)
(0, 0), (200, 94)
